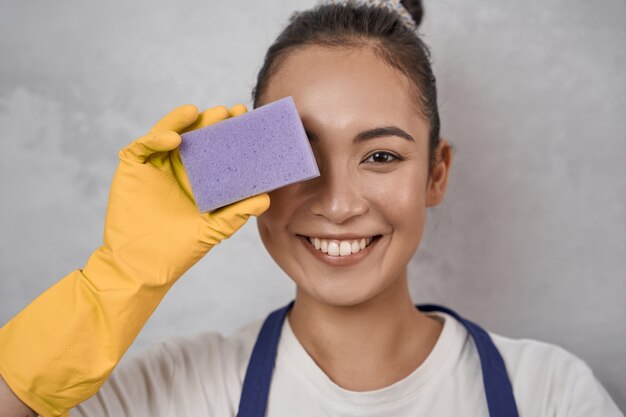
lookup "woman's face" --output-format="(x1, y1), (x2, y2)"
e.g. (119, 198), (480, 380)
(256, 45), (448, 307)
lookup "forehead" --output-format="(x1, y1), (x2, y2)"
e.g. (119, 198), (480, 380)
(262, 45), (425, 136)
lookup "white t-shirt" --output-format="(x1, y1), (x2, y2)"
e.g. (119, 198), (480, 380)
(73, 310), (623, 417)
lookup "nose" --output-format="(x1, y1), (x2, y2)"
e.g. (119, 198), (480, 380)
(308, 164), (368, 224)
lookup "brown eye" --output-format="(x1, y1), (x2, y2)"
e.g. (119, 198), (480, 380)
(364, 151), (400, 164)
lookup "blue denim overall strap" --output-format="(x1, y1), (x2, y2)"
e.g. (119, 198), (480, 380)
(236, 301), (520, 417)
(418, 304), (520, 417)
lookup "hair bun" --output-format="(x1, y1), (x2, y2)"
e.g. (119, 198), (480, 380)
(401, 0), (424, 27)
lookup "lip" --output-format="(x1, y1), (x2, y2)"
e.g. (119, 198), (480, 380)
(297, 234), (381, 267)
(301, 233), (375, 240)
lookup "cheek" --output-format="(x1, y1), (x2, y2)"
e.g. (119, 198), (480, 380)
(263, 183), (303, 219)
(364, 166), (428, 223)
(257, 184), (301, 241)
(376, 170), (428, 271)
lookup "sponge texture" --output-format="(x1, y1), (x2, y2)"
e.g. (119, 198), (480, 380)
(179, 96), (320, 212)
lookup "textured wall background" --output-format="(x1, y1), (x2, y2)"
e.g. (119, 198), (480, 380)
(1, 0), (624, 410)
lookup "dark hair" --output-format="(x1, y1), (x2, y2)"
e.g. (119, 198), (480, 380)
(251, 0), (443, 176)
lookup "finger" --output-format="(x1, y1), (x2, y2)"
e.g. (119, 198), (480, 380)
(228, 103), (248, 117)
(119, 131), (181, 164)
(200, 193), (271, 245)
(230, 193), (271, 217)
(171, 148), (195, 198)
(150, 104), (199, 134)
(182, 105), (230, 133)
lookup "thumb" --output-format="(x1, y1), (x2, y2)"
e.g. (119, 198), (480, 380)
(200, 194), (271, 245)
(228, 193), (271, 217)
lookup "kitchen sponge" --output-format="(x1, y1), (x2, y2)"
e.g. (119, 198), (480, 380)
(179, 96), (319, 212)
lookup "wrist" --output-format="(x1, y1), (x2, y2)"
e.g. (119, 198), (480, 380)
(83, 245), (179, 291)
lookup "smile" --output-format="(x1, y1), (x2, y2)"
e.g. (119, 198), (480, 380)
(306, 236), (375, 256)
(297, 235), (382, 266)
(297, 234), (382, 267)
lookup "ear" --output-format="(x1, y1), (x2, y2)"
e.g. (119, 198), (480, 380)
(425, 138), (453, 207)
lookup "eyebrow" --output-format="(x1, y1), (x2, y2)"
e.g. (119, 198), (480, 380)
(305, 126), (415, 143)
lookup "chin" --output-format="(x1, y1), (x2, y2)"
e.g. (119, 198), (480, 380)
(295, 274), (394, 309)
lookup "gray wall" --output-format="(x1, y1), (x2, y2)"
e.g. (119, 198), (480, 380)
(1, 0), (624, 410)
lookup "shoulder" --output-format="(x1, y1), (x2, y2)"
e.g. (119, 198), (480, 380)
(74, 319), (265, 416)
(488, 332), (623, 417)
(149, 317), (265, 379)
(490, 332), (584, 382)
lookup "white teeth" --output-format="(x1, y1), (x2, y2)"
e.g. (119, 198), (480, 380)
(307, 236), (377, 256)
(328, 241), (340, 256)
(339, 241), (352, 256)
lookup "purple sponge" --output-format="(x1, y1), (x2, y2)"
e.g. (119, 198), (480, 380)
(179, 96), (320, 212)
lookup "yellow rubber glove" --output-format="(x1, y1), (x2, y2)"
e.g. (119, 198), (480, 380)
(0, 104), (269, 417)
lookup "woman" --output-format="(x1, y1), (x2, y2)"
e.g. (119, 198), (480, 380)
(0, 1), (622, 416)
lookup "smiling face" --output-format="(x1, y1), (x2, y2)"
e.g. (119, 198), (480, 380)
(256, 45), (448, 307)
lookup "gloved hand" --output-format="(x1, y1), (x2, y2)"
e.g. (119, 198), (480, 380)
(0, 104), (270, 417)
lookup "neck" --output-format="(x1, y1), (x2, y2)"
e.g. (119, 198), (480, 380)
(288, 276), (443, 391)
